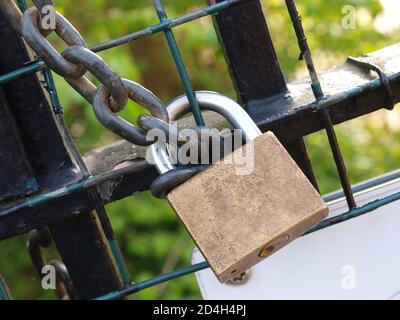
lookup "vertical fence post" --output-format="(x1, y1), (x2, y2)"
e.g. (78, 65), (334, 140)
(0, 8), (125, 299)
(211, 0), (319, 190)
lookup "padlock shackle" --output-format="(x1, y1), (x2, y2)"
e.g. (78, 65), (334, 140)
(149, 91), (261, 174)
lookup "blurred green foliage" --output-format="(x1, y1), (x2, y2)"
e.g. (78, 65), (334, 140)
(0, 0), (399, 300)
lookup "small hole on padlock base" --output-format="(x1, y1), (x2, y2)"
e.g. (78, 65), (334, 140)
(258, 234), (290, 258)
(259, 246), (276, 258)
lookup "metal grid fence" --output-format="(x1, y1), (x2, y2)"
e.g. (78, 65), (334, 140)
(0, 0), (399, 300)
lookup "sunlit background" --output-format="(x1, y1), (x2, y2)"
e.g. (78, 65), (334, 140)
(0, 0), (399, 299)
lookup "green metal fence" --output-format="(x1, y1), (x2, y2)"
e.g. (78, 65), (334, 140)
(1, 0), (398, 300)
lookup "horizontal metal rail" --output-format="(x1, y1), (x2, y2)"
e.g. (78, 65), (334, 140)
(96, 262), (209, 300)
(0, 60), (44, 84)
(90, 0), (250, 53)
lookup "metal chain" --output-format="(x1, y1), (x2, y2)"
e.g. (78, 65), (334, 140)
(0, 0), (220, 195)
(22, 7), (87, 78)
(0, 0), (168, 145)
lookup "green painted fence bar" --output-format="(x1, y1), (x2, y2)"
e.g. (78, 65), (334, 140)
(91, 0), (249, 53)
(95, 261), (209, 300)
(154, 0), (205, 126)
(0, 61), (45, 85)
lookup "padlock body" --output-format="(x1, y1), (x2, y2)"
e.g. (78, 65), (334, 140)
(167, 132), (328, 283)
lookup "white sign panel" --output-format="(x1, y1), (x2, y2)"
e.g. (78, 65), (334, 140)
(192, 176), (400, 299)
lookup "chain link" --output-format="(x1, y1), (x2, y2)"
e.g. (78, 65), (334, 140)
(62, 46), (128, 111)
(0, 0), (169, 145)
(21, 7), (87, 78)
(93, 79), (168, 145)
(0, 0), (217, 193)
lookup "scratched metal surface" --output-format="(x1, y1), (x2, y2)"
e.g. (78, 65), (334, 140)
(286, 43), (400, 118)
(84, 43), (400, 178)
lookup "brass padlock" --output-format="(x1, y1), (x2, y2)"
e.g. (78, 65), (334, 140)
(150, 91), (329, 283)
